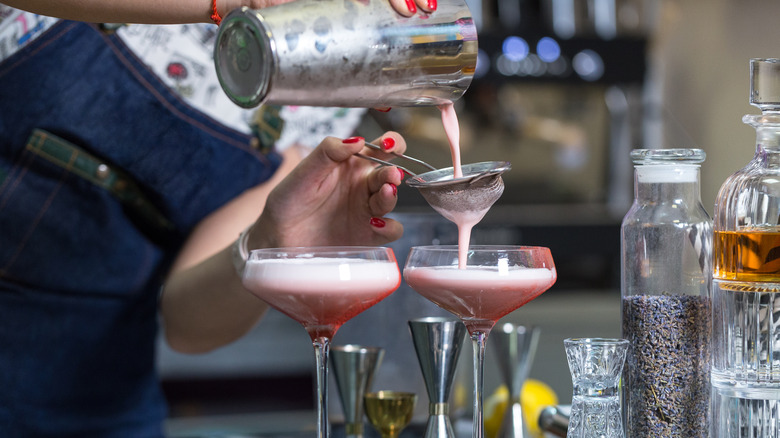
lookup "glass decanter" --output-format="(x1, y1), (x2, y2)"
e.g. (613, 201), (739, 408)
(711, 58), (780, 437)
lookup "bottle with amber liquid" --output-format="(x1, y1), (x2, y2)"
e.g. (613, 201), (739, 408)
(712, 58), (780, 436)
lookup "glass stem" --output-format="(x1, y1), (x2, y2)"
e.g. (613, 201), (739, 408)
(471, 331), (487, 438)
(313, 336), (332, 438)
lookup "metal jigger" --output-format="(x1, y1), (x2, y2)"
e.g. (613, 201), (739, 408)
(490, 324), (541, 438)
(408, 317), (466, 438)
(331, 345), (385, 438)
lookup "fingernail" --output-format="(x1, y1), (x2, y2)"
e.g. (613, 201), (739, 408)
(370, 217), (386, 228)
(376, 107), (392, 113)
(382, 137), (395, 150)
(391, 184), (397, 196)
(343, 136), (364, 144)
(427, 0), (437, 10)
(405, 0), (417, 13)
(398, 168), (406, 179)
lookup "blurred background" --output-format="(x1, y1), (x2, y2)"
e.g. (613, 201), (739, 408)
(161, 0), (780, 436)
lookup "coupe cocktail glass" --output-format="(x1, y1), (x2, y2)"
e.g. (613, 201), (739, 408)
(403, 246), (557, 438)
(242, 247), (402, 438)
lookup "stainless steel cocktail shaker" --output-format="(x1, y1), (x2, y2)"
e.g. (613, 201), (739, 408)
(214, 0), (477, 108)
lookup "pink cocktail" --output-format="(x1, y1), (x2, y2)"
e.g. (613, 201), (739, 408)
(243, 247), (401, 438)
(244, 256), (400, 339)
(404, 264), (556, 333)
(404, 245), (556, 438)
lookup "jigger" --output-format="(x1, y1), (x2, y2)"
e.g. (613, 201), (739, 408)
(490, 323), (541, 438)
(408, 317), (466, 438)
(331, 345), (385, 438)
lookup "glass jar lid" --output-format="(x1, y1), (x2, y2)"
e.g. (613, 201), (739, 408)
(631, 149), (705, 183)
(630, 148), (706, 165)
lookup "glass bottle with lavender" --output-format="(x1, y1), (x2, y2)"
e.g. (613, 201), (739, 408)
(620, 148), (712, 438)
(711, 58), (780, 437)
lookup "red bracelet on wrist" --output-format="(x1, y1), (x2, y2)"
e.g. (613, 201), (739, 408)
(211, 0), (223, 25)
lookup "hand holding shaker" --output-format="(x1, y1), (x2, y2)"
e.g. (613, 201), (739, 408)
(213, 0), (477, 108)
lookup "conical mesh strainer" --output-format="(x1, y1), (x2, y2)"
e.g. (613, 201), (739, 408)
(405, 161), (511, 216)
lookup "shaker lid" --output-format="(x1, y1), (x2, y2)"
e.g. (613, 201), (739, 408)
(214, 7), (275, 108)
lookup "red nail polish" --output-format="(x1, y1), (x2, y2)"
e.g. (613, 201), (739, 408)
(398, 168), (406, 179)
(382, 137), (395, 150)
(370, 217), (386, 228)
(427, 0), (436, 10)
(391, 184), (397, 196)
(343, 136), (364, 144)
(375, 107), (392, 113)
(404, 0), (417, 13)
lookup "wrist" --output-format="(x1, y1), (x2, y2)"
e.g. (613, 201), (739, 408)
(213, 0), (242, 23)
(231, 226), (252, 278)
(210, 0), (222, 24)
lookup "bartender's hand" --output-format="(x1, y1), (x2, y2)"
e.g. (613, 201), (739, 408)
(248, 133), (406, 249)
(218, 0), (433, 22)
(387, 0), (436, 15)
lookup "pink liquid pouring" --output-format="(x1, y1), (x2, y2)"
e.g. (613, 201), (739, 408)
(428, 204), (489, 269)
(404, 265), (556, 333)
(438, 102), (490, 267)
(439, 103), (463, 179)
(243, 258), (401, 340)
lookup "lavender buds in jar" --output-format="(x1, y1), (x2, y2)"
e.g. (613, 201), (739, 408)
(620, 149), (712, 438)
(622, 294), (710, 437)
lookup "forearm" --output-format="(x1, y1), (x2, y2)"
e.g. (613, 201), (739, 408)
(160, 243), (268, 353)
(159, 148), (303, 354)
(1, 0), (283, 24)
(3, 0), (421, 25)
(3, 0), (211, 23)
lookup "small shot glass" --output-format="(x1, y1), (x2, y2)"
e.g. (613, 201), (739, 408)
(564, 338), (629, 438)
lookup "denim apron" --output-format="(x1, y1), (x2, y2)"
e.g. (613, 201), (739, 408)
(0, 20), (282, 437)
